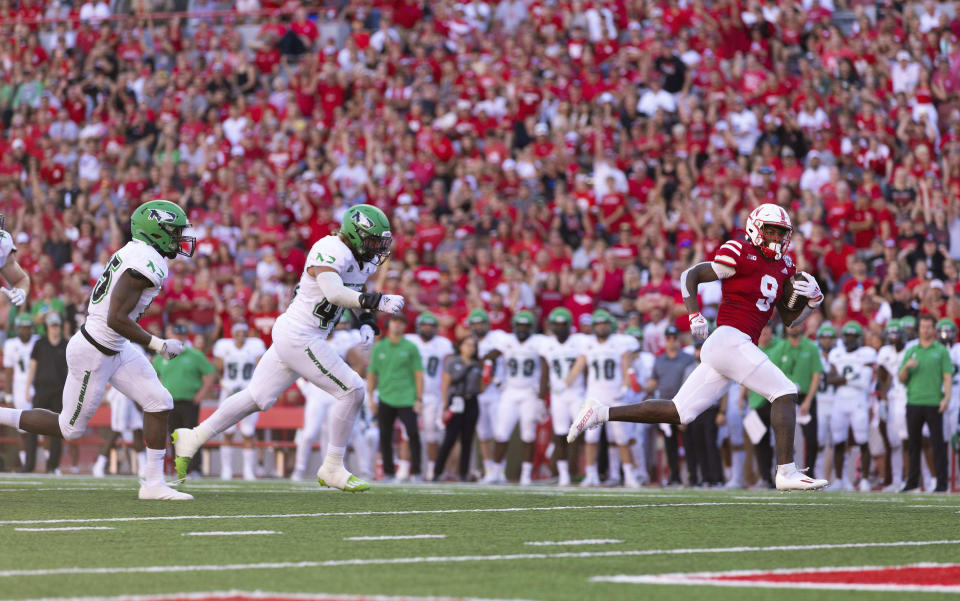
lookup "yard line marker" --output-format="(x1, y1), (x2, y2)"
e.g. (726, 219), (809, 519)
(183, 530), (280, 537)
(344, 535), (446, 541)
(14, 526), (115, 532)
(525, 539), (622, 546)
(1, 540), (957, 578)
(0, 502), (855, 526)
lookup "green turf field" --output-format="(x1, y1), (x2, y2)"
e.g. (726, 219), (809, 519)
(2, 474), (959, 600)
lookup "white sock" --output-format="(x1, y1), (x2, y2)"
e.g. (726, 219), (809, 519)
(397, 459), (411, 479)
(323, 445), (346, 470)
(890, 446), (903, 485)
(557, 459), (569, 479)
(328, 390), (364, 450)
(195, 390), (259, 443)
(608, 448), (621, 480)
(144, 448), (165, 486)
(815, 450), (826, 481)
(220, 446), (233, 477)
(776, 461), (797, 476)
(136, 451), (146, 475)
(19, 450), (26, 466)
(586, 464), (598, 480)
(484, 459), (494, 475)
(520, 461), (532, 480)
(731, 450), (746, 485)
(496, 460), (506, 479)
(426, 460), (435, 478)
(0, 408), (22, 428)
(242, 448), (256, 474)
(94, 455), (107, 471)
(622, 462), (637, 485)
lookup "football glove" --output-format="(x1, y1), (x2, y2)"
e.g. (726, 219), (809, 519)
(688, 312), (709, 339)
(357, 311), (380, 335)
(378, 294), (405, 314)
(160, 338), (183, 360)
(358, 324), (375, 350)
(793, 271), (823, 308)
(2, 287), (26, 306)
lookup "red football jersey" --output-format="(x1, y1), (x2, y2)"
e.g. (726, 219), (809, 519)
(713, 239), (796, 344)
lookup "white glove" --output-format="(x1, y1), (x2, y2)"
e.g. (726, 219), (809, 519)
(150, 336), (184, 360)
(793, 271), (823, 308)
(688, 312), (709, 340)
(358, 324), (375, 350)
(2, 287), (26, 306)
(377, 294), (405, 314)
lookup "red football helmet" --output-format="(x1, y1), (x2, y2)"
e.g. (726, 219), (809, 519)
(745, 203), (792, 260)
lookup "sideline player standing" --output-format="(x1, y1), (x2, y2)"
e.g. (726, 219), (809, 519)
(211, 323), (267, 480)
(482, 311), (549, 485)
(565, 309), (641, 487)
(470, 309), (507, 480)
(0, 200), (195, 500)
(568, 204), (828, 490)
(877, 319), (907, 491)
(405, 312), (454, 479)
(4, 315), (38, 468)
(537, 308), (590, 486)
(173, 205), (403, 492)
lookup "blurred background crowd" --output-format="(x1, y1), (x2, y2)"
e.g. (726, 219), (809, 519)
(1, 0), (960, 484)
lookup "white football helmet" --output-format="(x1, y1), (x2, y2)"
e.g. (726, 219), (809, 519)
(745, 203), (792, 260)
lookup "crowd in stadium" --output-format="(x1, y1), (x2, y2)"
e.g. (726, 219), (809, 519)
(1, 0), (960, 490)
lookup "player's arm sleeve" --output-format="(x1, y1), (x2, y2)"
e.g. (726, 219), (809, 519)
(711, 240), (744, 272)
(315, 270), (363, 309)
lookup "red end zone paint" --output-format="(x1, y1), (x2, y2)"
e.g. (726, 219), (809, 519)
(593, 563), (960, 593)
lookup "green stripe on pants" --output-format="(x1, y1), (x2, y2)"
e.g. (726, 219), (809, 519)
(69, 370), (92, 426)
(305, 348), (348, 391)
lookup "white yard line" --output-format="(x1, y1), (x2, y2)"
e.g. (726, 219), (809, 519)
(11, 591), (536, 601)
(14, 527), (115, 532)
(525, 539), (623, 546)
(1, 540), (957, 578)
(0, 502), (861, 526)
(344, 535), (447, 541)
(183, 531), (280, 537)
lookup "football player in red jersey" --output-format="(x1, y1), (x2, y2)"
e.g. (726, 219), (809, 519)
(569, 204), (829, 490)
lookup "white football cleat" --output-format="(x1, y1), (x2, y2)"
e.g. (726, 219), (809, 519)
(557, 471), (571, 487)
(138, 483), (194, 500)
(858, 479), (872, 492)
(775, 468), (828, 491)
(519, 473), (532, 486)
(579, 473), (601, 487)
(92, 460), (105, 478)
(290, 470), (304, 482)
(567, 399), (605, 443)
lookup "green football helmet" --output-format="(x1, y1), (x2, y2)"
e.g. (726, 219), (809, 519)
(340, 204), (392, 265)
(131, 200), (195, 259)
(625, 326), (643, 339)
(592, 309), (616, 327)
(468, 308), (490, 324)
(817, 323), (836, 338)
(842, 321), (863, 351)
(937, 318), (957, 346)
(416, 312), (439, 327)
(548, 307), (573, 324)
(512, 310), (536, 327)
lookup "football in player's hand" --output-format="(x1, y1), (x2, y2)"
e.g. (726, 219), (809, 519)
(778, 274), (807, 312)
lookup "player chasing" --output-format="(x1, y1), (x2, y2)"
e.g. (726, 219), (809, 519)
(172, 205), (403, 492)
(0, 200), (195, 500)
(568, 203), (829, 491)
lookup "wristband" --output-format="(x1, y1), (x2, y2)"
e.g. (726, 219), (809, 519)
(148, 336), (165, 353)
(359, 292), (382, 311)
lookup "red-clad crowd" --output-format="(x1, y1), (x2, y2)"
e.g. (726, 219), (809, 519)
(2, 0), (960, 371)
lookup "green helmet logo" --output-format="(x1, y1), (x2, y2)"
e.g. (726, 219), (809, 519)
(340, 204), (392, 265)
(131, 200), (194, 259)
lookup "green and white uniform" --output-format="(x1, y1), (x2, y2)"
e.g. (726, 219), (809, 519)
(3, 334), (37, 410)
(405, 333), (454, 443)
(581, 334), (639, 445)
(59, 239), (174, 440)
(877, 343), (907, 442)
(476, 329), (508, 441)
(212, 337), (267, 437)
(538, 333), (591, 436)
(827, 345), (876, 445)
(245, 235), (375, 411)
(490, 333), (548, 444)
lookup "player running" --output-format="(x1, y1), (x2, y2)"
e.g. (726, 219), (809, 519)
(0, 200), (195, 500)
(568, 203), (828, 490)
(826, 321), (876, 491)
(482, 311), (549, 485)
(211, 323), (267, 480)
(565, 309), (641, 487)
(405, 312), (454, 479)
(537, 308), (590, 486)
(877, 319), (907, 491)
(173, 205), (403, 492)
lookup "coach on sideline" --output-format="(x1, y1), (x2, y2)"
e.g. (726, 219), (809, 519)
(898, 314), (951, 493)
(368, 313), (424, 481)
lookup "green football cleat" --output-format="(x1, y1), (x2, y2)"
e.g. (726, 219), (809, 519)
(171, 428), (201, 481)
(317, 464), (370, 492)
